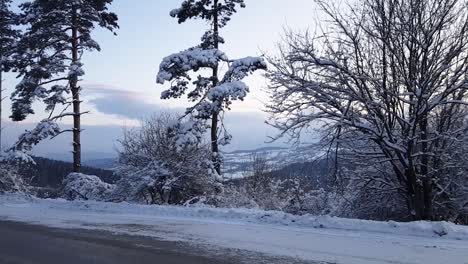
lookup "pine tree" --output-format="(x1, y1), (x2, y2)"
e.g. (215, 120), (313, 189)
(10, 0), (118, 171)
(0, 0), (19, 151)
(157, 0), (266, 174)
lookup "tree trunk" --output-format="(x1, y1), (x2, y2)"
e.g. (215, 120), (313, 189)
(71, 8), (81, 173)
(211, 111), (220, 173)
(420, 116), (433, 220)
(406, 167), (425, 220)
(211, 0), (221, 175)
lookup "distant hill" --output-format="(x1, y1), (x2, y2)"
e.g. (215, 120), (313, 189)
(19, 157), (117, 188)
(226, 158), (333, 192)
(222, 145), (321, 179)
(82, 158), (116, 169)
(43, 152), (117, 163)
(225, 146), (288, 155)
(22, 145), (322, 188)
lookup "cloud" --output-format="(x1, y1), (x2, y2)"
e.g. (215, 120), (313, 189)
(89, 96), (161, 120)
(85, 84), (180, 120)
(3, 84), (293, 158)
(2, 112), (289, 160)
(84, 86), (286, 150)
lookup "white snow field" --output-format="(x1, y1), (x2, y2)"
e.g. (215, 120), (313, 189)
(0, 194), (467, 264)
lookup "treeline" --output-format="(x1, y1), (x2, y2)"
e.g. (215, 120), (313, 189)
(18, 157), (115, 188)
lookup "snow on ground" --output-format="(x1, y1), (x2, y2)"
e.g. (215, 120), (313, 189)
(222, 146), (319, 179)
(0, 194), (467, 264)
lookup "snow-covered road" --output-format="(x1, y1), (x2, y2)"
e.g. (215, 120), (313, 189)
(0, 194), (467, 264)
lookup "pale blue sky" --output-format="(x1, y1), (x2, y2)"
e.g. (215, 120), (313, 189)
(2, 0), (321, 158)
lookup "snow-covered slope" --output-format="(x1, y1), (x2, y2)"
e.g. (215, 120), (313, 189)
(222, 146), (319, 178)
(1, 194), (467, 264)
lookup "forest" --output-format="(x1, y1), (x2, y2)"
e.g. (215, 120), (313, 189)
(1, 0), (468, 226)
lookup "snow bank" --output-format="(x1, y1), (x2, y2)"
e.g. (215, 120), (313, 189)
(62, 173), (114, 201)
(1, 193), (467, 240)
(1, 194), (468, 264)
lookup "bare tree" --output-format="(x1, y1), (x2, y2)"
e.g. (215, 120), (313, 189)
(113, 113), (221, 205)
(243, 153), (272, 198)
(267, 0), (468, 221)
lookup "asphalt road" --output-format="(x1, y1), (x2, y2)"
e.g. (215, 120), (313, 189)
(0, 221), (314, 264)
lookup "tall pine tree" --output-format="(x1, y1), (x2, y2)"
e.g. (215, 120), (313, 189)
(10, 0), (118, 171)
(157, 0), (266, 174)
(0, 0), (19, 151)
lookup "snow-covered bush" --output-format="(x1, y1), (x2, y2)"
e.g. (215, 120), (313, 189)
(113, 113), (221, 205)
(212, 153), (288, 210)
(430, 135), (468, 224)
(110, 161), (171, 204)
(62, 173), (114, 201)
(338, 169), (410, 221)
(0, 163), (26, 194)
(0, 149), (31, 194)
(275, 163), (410, 220)
(240, 154), (285, 210)
(215, 184), (260, 209)
(282, 179), (330, 215)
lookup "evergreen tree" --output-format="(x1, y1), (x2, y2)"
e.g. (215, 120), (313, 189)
(157, 0), (266, 174)
(0, 0), (19, 151)
(10, 0), (118, 171)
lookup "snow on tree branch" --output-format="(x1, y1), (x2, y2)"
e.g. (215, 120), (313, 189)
(157, 47), (228, 84)
(157, 50), (266, 118)
(12, 119), (60, 152)
(222, 57), (267, 82)
(3, 119), (60, 164)
(169, 118), (207, 151)
(208, 81), (248, 102)
(68, 60), (85, 79)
